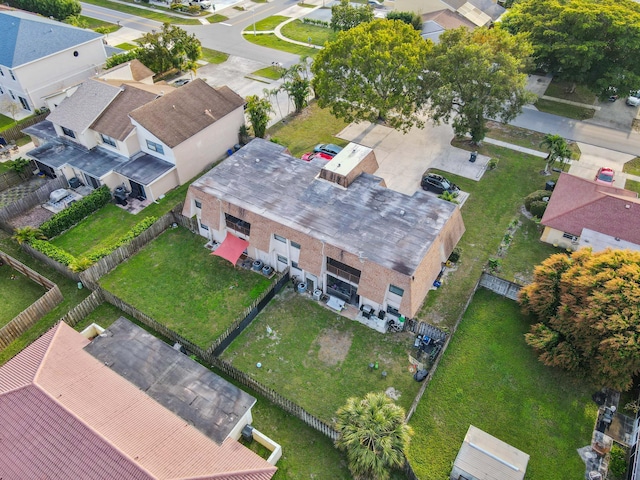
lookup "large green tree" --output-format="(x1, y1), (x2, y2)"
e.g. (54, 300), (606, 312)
(423, 27), (535, 143)
(501, 0), (640, 96)
(136, 24), (201, 75)
(330, 0), (374, 32)
(312, 19), (431, 133)
(335, 392), (413, 480)
(245, 95), (272, 138)
(520, 248), (640, 391)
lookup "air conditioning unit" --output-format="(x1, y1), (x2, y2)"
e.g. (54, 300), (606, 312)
(241, 424), (254, 442)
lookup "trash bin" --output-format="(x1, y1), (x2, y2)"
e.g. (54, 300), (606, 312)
(545, 180), (556, 191)
(469, 151), (477, 163)
(297, 282), (307, 294)
(227, 148), (234, 156)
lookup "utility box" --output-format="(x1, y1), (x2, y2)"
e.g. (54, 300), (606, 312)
(545, 180), (556, 191)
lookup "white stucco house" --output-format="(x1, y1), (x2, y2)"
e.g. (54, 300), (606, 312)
(24, 76), (245, 203)
(0, 9), (108, 114)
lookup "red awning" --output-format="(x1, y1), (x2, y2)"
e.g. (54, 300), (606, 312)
(211, 233), (249, 265)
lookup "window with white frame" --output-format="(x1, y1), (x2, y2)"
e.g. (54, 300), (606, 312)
(194, 200), (202, 209)
(9, 70), (15, 81)
(562, 233), (578, 242)
(389, 285), (404, 297)
(0, 68), (4, 76)
(8, 90), (15, 100)
(200, 222), (209, 230)
(101, 134), (117, 147)
(274, 234), (286, 243)
(277, 254), (288, 264)
(292, 261), (300, 269)
(61, 127), (76, 138)
(146, 140), (164, 154)
(0, 86), (3, 95)
(291, 241), (301, 249)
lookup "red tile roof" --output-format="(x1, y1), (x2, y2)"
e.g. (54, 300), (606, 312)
(541, 173), (640, 243)
(0, 322), (277, 480)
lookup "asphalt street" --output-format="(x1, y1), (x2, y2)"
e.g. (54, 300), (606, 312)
(80, 2), (162, 31)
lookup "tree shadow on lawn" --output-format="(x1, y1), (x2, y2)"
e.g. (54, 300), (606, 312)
(221, 288), (422, 423)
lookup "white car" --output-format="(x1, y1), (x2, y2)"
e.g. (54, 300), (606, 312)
(189, 0), (211, 8)
(627, 91), (640, 106)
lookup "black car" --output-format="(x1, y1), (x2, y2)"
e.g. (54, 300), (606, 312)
(421, 173), (459, 194)
(313, 143), (343, 157)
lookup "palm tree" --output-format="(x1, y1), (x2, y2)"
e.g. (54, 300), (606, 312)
(335, 392), (413, 480)
(12, 226), (46, 245)
(540, 134), (571, 174)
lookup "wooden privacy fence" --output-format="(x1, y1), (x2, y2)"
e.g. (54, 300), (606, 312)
(478, 272), (522, 300)
(0, 171), (28, 192)
(21, 243), (80, 282)
(0, 111), (48, 142)
(0, 176), (67, 232)
(0, 250), (63, 350)
(211, 357), (339, 441)
(59, 289), (104, 328)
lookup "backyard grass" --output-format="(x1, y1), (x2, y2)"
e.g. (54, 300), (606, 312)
(625, 178), (640, 194)
(100, 227), (273, 348)
(0, 263), (46, 328)
(407, 288), (598, 479)
(498, 215), (561, 284)
(0, 114), (16, 130)
(535, 98), (596, 120)
(80, 0), (203, 25)
(544, 79), (598, 105)
(267, 102), (349, 157)
(221, 288), (421, 422)
(486, 120), (581, 160)
(50, 180), (190, 258)
(115, 42), (138, 50)
(242, 33), (318, 57)
(72, 302), (133, 332)
(251, 66), (283, 80)
(418, 142), (560, 329)
(280, 20), (336, 46)
(200, 47), (229, 64)
(623, 156), (640, 176)
(0, 230), (90, 366)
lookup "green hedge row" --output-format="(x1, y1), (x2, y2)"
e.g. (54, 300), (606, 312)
(87, 216), (157, 263)
(31, 239), (75, 266)
(41, 186), (112, 239)
(6, 0), (80, 20)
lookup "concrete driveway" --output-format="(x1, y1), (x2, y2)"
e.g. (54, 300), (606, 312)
(336, 120), (489, 196)
(568, 143), (635, 187)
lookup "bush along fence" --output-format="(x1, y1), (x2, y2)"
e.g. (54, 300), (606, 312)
(0, 176), (67, 233)
(0, 250), (63, 350)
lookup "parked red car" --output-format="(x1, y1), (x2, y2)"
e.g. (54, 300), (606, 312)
(594, 167), (615, 184)
(301, 152), (333, 161)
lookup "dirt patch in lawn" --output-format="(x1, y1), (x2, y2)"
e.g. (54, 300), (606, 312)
(314, 328), (353, 366)
(9, 205), (54, 229)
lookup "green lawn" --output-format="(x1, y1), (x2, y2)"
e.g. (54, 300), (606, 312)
(267, 102), (349, 157)
(625, 178), (640, 194)
(407, 288), (598, 479)
(115, 42), (138, 50)
(251, 66), (283, 80)
(245, 15), (289, 32)
(0, 264), (46, 328)
(50, 181), (190, 258)
(498, 215), (561, 285)
(204, 13), (229, 23)
(280, 20), (336, 46)
(80, 0), (203, 25)
(544, 80), (597, 105)
(222, 289), (421, 422)
(0, 114), (16, 130)
(623, 157), (640, 176)
(100, 227), (273, 348)
(418, 141), (560, 329)
(72, 302), (133, 332)
(200, 47), (229, 65)
(82, 16), (120, 32)
(242, 33), (319, 57)
(535, 98), (596, 120)
(0, 230), (91, 366)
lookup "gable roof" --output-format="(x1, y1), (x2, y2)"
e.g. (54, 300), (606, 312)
(0, 11), (103, 68)
(541, 173), (640, 243)
(188, 138), (463, 276)
(90, 84), (157, 140)
(0, 322), (277, 480)
(84, 318), (257, 445)
(129, 79), (245, 148)
(47, 79), (122, 134)
(100, 59), (155, 82)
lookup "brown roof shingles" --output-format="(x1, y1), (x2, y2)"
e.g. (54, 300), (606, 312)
(541, 173), (640, 243)
(129, 79), (245, 148)
(0, 322), (276, 480)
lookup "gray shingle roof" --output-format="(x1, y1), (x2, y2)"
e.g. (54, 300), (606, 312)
(47, 79), (122, 134)
(0, 11), (103, 68)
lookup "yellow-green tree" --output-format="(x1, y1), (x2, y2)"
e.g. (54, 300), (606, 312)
(520, 248), (640, 391)
(312, 19), (431, 133)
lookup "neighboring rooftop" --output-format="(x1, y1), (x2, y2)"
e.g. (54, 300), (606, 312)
(0, 10), (103, 68)
(130, 79), (245, 148)
(21, 120), (57, 142)
(47, 79), (122, 134)
(0, 321), (276, 480)
(99, 59), (155, 82)
(189, 138), (461, 276)
(85, 318), (256, 444)
(90, 84), (157, 140)
(114, 152), (175, 185)
(541, 173), (640, 244)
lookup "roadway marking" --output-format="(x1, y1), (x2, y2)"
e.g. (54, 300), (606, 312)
(220, 22), (232, 26)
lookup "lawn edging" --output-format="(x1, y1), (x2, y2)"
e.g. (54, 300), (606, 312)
(0, 250), (63, 350)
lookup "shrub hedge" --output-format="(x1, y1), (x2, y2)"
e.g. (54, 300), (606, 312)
(529, 200), (548, 218)
(87, 216), (157, 262)
(40, 186), (112, 239)
(31, 239), (75, 266)
(6, 0), (80, 20)
(524, 190), (550, 211)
